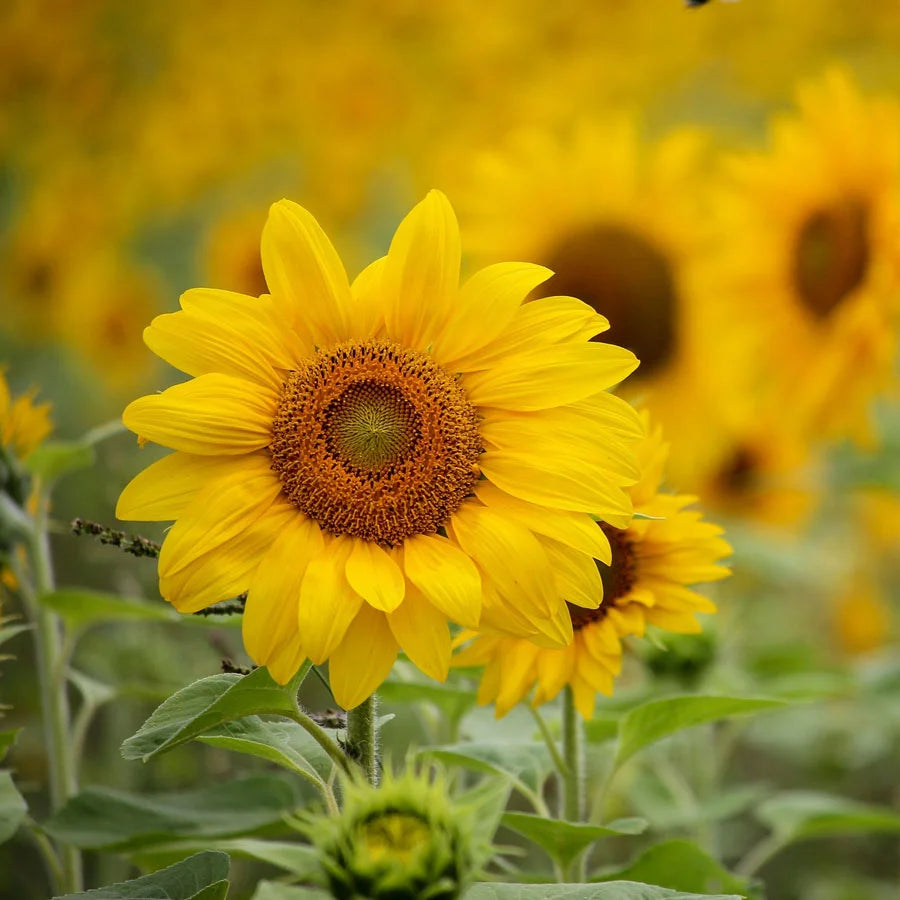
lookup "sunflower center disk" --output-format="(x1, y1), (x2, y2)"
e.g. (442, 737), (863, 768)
(568, 523), (637, 630)
(538, 224), (678, 378)
(793, 198), (870, 318)
(270, 340), (482, 546)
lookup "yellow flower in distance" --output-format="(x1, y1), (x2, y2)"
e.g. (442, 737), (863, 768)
(454, 420), (731, 720)
(709, 70), (900, 446)
(1, 371), (52, 461)
(117, 191), (642, 709)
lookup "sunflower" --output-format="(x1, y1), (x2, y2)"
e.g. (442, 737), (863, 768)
(448, 118), (722, 453)
(706, 70), (900, 447)
(0, 370), (52, 462)
(453, 419), (731, 719)
(117, 191), (642, 709)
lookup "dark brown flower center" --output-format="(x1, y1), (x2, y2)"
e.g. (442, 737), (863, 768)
(270, 340), (482, 546)
(536, 224), (678, 378)
(793, 198), (870, 318)
(568, 523), (637, 630)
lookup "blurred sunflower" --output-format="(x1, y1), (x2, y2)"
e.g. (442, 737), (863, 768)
(117, 191), (642, 709)
(453, 419), (731, 719)
(452, 118), (720, 447)
(709, 70), (900, 446)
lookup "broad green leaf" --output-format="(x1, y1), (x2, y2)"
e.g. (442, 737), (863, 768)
(135, 838), (319, 879)
(252, 885), (329, 900)
(197, 716), (334, 786)
(635, 782), (769, 833)
(52, 850), (229, 900)
(121, 668), (301, 761)
(40, 589), (179, 628)
(500, 812), (646, 869)
(25, 439), (95, 483)
(0, 770), (27, 844)
(45, 774), (300, 851)
(0, 729), (21, 763)
(456, 777), (513, 864)
(420, 742), (552, 793)
(584, 716), (620, 745)
(0, 623), (33, 649)
(757, 791), (900, 842)
(69, 669), (118, 707)
(465, 883), (742, 898)
(594, 840), (750, 894)
(614, 695), (788, 770)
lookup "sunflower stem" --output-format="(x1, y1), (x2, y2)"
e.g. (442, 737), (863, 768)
(347, 694), (379, 786)
(562, 686), (586, 881)
(20, 490), (83, 893)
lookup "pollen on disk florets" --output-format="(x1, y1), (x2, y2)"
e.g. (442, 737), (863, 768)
(567, 523), (637, 630)
(269, 339), (483, 547)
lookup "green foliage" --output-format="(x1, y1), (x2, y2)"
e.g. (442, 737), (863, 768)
(39, 589), (180, 628)
(464, 883), (743, 898)
(594, 840), (750, 895)
(25, 439), (95, 484)
(0, 771), (27, 845)
(52, 850), (230, 900)
(500, 813), (646, 870)
(420, 743), (553, 794)
(0, 728), (21, 763)
(251, 885), (327, 900)
(612, 695), (788, 770)
(121, 667), (306, 761)
(44, 775), (301, 851)
(756, 791), (900, 842)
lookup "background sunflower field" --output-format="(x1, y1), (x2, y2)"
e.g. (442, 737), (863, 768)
(1, 2), (899, 899)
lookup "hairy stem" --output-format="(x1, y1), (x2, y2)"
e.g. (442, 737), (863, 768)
(562, 686), (586, 881)
(347, 695), (379, 786)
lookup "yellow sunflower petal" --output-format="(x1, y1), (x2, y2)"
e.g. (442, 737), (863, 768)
(345, 540), (406, 613)
(450, 504), (559, 619)
(476, 482), (611, 563)
(539, 537), (604, 610)
(463, 343), (639, 411)
(533, 646), (575, 706)
(402, 533), (482, 627)
(144, 294), (305, 390)
(328, 604), (399, 710)
(159, 499), (296, 613)
(123, 373), (277, 454)
(382, 190), (461, 350)
(298, 537), (365, 665)
(387, 585), (451, 682)
(433, 262), (552, 366)
(349, 255), (387, 338)
(116, 452), (247, 522)
(571, 675), (598, 719)
(266, 634), (307, 685)
(480, 450), (633, 521)
(158, 457), (282, 579)
(494, 642), (540, 718)
(243, 513), (324, 664)
(261, 199), (353, 346)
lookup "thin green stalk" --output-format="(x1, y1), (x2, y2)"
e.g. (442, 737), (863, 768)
(347, 695), (379, 786)
(734, 832), (788, 879)
(22, 495), (83, 893)
(561, 686), (586, 882)
(287, 705), (354, 777)
(529, 705), (569, 783)
(24, 817), (64, 895)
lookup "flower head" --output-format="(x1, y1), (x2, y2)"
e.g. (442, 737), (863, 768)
(302, 768), (478, 900)
(453, 418), (731, 719)
(118, 191), (641, 708)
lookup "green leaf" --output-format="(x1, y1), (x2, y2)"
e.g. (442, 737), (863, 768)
(0, 729), (21, 763)
(584, 716), (620, 745)
(456, 777), (513, 864)
(500, 812), (646, 869)
(757, 791), (900, 842)
(0, 770), (27, 844)
(135, 839), (319, 879)
(465, 883), (742, 898)
(0, 623), (33, 650)
(45, 774), (300, 851)
(69, 669), (118, 708)
(121, 668), (301, 761)
(25, 439), (95, 483)
(614, 695), (788, 770)
(52, 850), (229, 900)
(420, 742), (552, 793)
(594, 840), (750, 894)
(251, 884), (329, 900)
(197, 716), (335, 787)
(40, 589), (179, 628)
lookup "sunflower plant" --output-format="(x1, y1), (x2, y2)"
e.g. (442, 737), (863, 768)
(2, 185), (899, 900)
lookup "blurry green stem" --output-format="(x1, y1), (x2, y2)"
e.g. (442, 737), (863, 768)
(530, 706), (569, 785)
(735, 832), (789, 879)
(562, 687), (586, 881)
(22, 490), (83, 893)
(347, 695), (379, 786)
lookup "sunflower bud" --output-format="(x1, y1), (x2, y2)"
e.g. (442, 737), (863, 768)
(305, 769), (476, 900)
